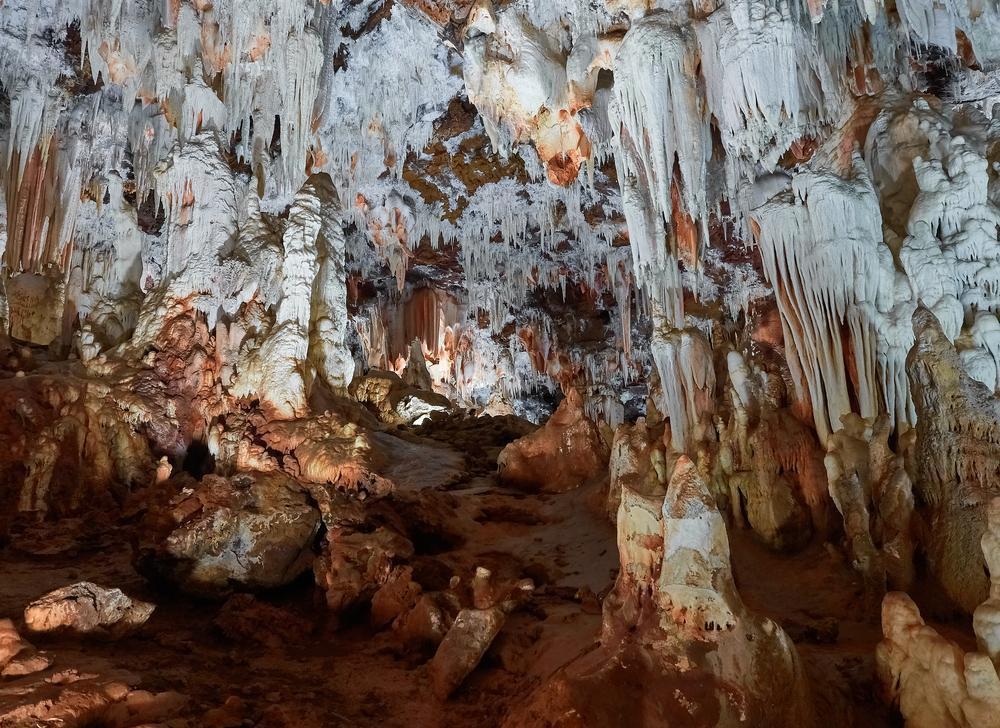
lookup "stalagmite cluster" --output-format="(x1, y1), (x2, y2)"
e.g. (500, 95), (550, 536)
(1, 0), (1000, 725)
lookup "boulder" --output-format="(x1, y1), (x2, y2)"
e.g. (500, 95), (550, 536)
(23, 583), (155, 638)
(138, 472), (321, 596)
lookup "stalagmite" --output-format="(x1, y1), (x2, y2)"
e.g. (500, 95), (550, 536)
(507, 457), (814, 726)
(878, 497), (1000, 727)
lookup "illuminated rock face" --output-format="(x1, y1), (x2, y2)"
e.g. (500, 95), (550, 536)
(877, 498), (1000, 728)
(497, 387), (609, 492)
(2, 0), (1000, 724)
(506, 458), (814, 727)
(136, 472), (322, 596)
(23, 582), (155, 638)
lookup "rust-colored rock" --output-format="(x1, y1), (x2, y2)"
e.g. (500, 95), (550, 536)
(497, 389), (609, 492)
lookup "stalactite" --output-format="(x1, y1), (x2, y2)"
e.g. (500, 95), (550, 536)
(752, 153), (893, 443)
(611, 12), (710, 256)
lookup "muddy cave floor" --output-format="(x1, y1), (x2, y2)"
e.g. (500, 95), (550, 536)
(0, 412), (972, 727)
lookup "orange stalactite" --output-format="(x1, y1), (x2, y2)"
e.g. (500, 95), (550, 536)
(4, 140), (75, 276)
(517, 327), (546, 374)
(670, 178), (698, 268)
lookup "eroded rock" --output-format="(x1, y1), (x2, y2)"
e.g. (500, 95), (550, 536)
(877, 592), (1000, 728)
(428, 606), (507, 699)
(351, 369), (453, 426)
(23, 583), (155, 639)
(909, 308), (1000, 613)
(0, 619), (51, 678)
(497, 388), (609, 492)
(506, 457), (814, 727)
(138, 472), (321, 596)
(314, 525), (415, 613)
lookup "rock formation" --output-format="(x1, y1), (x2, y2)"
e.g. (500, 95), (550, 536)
(0, 0), (999, 724)
(497, 387), (609, 492)
(909, 308), (1000, 614)
(877, 497), (1000, 727)
(23, 583), (155, 638)
(507, 457), (814, 726)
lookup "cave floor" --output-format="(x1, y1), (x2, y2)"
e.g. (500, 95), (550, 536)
(0, 419), (968, 726)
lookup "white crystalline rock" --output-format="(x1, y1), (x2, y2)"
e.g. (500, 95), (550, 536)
(190, 173), (353, 408)
(2, 84), (132, 345)
(308, 176), (355, 392)
(444, 177), (615, 321)
(650, 321), (715, 452)
(79, 0), (156, 108)
(896, 104), (1000, 392)
(152, 132), (240, 279)
(66, 174), (148, 350)
(350, 160), (617, 336)
(607, 246), (636, 355)
(123, 133), (243, 353)
(963, 3), (1000, 70)
(74, 0), (325, 203)
(129, 105), (178, 202)
(657, 457), (740, 632)
(179, 66), (228, 143)
(896, 0), (961, 52)
(870, 269), (919, 427)
(230, 178), (327, 418)
(753, 153), (906, 443)
(961, 347), (998, 391)
(317, 3), (463, 196)
(696, 0), (842, 195)
(609, 11), (711, 323)
(888, 0), (1000, 68)
(615, 155), (685, 321)
(71, 174), (145, 301)
(611, 13), (710, 239)
(0, 0), (80, 176)
(353, 190), (414, 292)
(972, 313), (1000, 393)
(462, 0), (613, 185)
